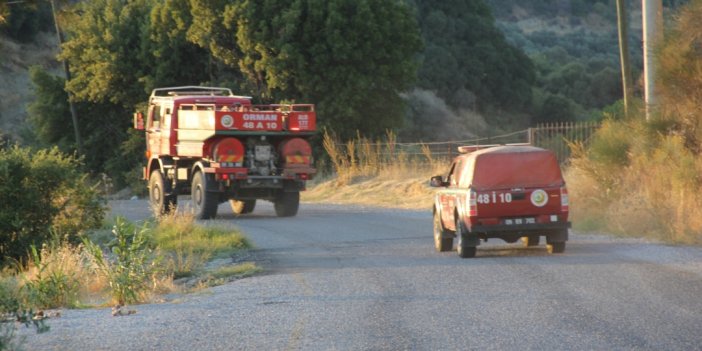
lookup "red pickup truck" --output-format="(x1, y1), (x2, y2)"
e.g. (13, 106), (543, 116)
(430, 145), (570, 258)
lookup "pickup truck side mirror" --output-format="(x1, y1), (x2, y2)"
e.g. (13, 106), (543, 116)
(430, 175), (446, 187)
(133, 112), (145, 130)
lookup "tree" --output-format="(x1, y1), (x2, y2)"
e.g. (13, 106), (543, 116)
(143, 0), (212, 90)
(58, 0), (153, 108)
(536, 94), (576, 123)
(28, 67), (132, 184)
(225, 0), (422, 139)
(413, 0), (536, 115)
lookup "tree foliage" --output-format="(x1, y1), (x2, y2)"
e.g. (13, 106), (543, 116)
(58, 0), (153, 108)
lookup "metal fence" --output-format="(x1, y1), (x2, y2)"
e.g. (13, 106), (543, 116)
(528, 121), (600, 163)
(350, 121), (600, 164)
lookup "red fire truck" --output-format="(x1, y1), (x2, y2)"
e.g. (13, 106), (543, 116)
(133, 86), (316, 219)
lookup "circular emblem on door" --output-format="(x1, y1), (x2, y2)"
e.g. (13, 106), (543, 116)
(221, 114), (234, 128)
(530, 189), (548, 207)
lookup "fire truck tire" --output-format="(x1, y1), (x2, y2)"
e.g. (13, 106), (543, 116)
(230, 199), (256, 215)
(522, 235), (540, 247)
(274, 191), (299, 217)
(433, 210), (453, 252)
(191, 171), (218, 219)
(547, 242), (566, 254)
(456, 218), (476, 258)
(149, 170), (175, 215)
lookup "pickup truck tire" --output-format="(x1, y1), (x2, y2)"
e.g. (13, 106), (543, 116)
(230, 199), (256, 215)
(192, 171), (218, 219)
(149, 170), (176, 215)
(522, 236), (540, 247)
(547, 242), (566, 254)
(433, 211), (453, 252)
(274, 191), (299, 217)
(456, 218), (476, 258)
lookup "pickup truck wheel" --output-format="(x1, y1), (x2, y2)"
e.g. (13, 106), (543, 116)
(274, 191), (299, 217)
(191, 171), (218, 219)
(522, 236), (540, 247)
(230, 199), (256, 215)
(547, 242), (566, 254)
(149, 170), (176, 215)
(433, 211), (453, 252)
(456, 219), (476, 258)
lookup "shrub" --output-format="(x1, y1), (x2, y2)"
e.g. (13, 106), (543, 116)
(0, 146), (105, 262)
(83, 217), (161, 305)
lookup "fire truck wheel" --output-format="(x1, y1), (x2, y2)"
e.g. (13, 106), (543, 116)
(456, 218), (476, 258)
(547, 242), (566, 254)
(274, 191), (299, 217)
(230, 199), (256, 215)
(522, 235), (540, 247)
(149, 170), (175, 215)
(191, 171), (218, 219)
(433, 210), (453, 252)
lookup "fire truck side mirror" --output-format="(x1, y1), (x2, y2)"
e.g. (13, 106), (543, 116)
(133, 112), (145, 130)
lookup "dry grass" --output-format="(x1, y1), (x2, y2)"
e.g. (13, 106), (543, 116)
(566, 121), (702, 245)
(20, 242), (106, 308)
(305, 131), (449, 210)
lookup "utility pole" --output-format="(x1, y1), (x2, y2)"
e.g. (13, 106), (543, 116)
(616, 0), (632, 118)
(50, 0), (82, 153)
(642, 0), (663, 121)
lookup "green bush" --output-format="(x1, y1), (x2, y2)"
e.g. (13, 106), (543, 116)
(84, 217), (161, 305)
(0, 146), (105, 262)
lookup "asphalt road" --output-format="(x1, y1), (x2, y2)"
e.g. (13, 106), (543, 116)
(20, 199), (702, 350)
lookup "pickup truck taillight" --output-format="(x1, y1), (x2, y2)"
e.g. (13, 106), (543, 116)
(560, 186), (569, 212)
(468, 190), (478, 216)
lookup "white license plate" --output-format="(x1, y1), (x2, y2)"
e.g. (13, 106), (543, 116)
(504, 218), (536, 225)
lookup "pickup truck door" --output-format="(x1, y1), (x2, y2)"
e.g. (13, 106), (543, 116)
(439, 162), (459, 230)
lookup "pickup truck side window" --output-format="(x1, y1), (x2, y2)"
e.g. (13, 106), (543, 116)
(458, 158), (475, 189)
(447, 160), (462, 187)
(446, 163), (456, 187)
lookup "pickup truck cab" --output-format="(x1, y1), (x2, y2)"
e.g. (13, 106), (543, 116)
(430, 145), (570, 258)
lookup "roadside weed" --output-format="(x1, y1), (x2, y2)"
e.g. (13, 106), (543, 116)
(21, 242), (86, 309)
(153, 212), (251, 278)
(84, 217), (162, 305)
